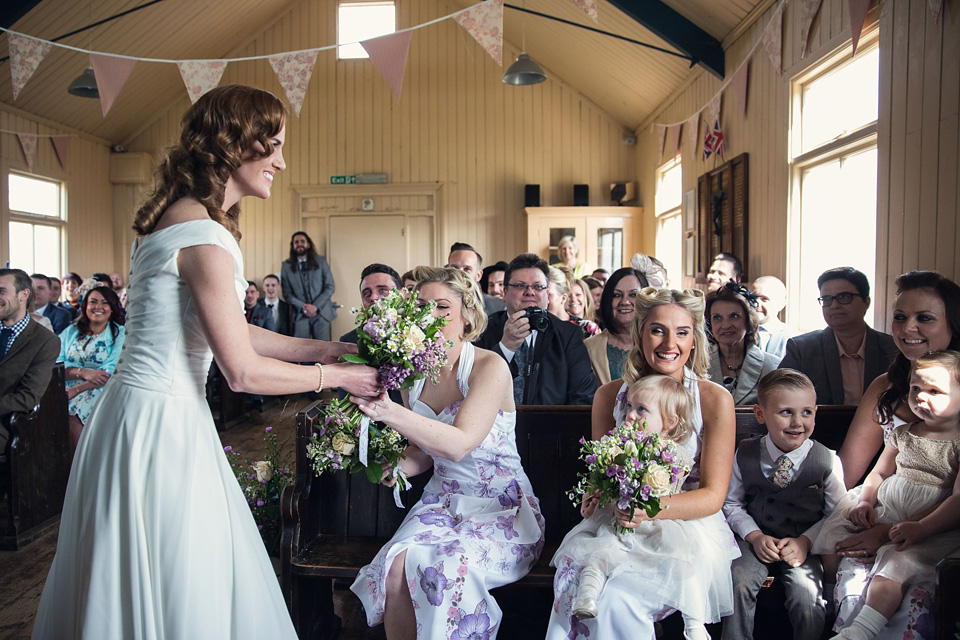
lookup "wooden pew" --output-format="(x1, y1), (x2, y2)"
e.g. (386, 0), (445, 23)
(1, 363), (70, 550)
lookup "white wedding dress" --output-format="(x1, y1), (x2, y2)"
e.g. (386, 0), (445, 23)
(33, 220), (296, 639)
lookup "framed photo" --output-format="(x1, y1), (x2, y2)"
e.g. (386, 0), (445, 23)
(684, 233), (695, 277)
(683, 188), (696, 231)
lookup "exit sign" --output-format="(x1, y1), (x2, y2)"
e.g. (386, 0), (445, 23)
(330, 175), (357, 185)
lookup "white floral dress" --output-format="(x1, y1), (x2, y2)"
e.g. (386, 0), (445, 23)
(350, 342), (545, 639)
(58, 323), (126, 423)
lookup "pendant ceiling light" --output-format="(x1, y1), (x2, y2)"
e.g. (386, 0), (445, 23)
(502, 0), (546, 86)
(68, 0), (100, 98)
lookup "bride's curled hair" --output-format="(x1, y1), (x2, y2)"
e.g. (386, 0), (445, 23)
(133, 85), (287, 241)
(412, 265), (487, 341)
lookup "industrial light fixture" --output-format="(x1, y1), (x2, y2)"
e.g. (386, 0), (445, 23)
(502, 0), (546, 86)
(68, 67), (99, 98)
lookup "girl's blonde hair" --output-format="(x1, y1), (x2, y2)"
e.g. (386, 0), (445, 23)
(622, 287), (709, 384)
(911, 350), (960, 387)
(572, 278), (596, 322)
(412, 265), (487, 341)
(627, 374), (695, 443)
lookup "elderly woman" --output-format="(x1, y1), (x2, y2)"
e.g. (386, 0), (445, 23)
(548, 266), (599, 339)
(583, 268), (647, 385)
(349, 266), (544, 640)
(828, 271), (960, 639)
(705, 284), (780, 406)
(553, 235), (590, 279)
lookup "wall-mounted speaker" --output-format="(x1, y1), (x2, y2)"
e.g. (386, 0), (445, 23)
(525, 184), (541, 207)
(573, 184), (589, 206)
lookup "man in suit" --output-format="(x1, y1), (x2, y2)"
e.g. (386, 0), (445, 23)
(751, 275), (794, 359)
(243, 281), (259, 323)
(31, 273), (72, 335)
(779, 267), (898, 405)
(446, 242), (506, 318)
(1, 269), (61, 450)
(475, 253), (597, 406)
(707, 252), (744, 292)
(250, 274), (292, 335)
(281, 231), (336, 340)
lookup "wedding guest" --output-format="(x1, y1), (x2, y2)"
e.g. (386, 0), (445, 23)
(584, 276), (604, 318)
(548, 266), (599, 340)
(281, 231), (337, 340)
(590, 269), (609, 287)
(447, 241), (506, 317)
(243, 280), (259, 322)
(31, 273), (71, 335)
(706, 253), (743, 293)
(401, 270), (417, 291)
(61, 272), (83, 317)
(568, 278), (597, 324)
(49, 277), (63, 305)
(480, 260), (508, 299)
(250, 274), (291, 335)
(340, 263), (402, 343)
(110, 272), (125, 293)
(751, 275), (794, 359)
(553, 235), (590, 279)
(583, 267), (647, 385)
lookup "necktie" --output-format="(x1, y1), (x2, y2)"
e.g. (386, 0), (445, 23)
(772, 454), (793, 488)
(512, 340), (529, 405)
(0, 326), (14, 359)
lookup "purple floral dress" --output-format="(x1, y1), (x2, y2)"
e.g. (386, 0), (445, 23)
(350, 342), (545, 639)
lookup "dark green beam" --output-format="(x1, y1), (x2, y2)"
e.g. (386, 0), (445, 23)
(606, 0), (725, 78)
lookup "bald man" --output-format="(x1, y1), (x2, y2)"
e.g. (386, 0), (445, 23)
(750, 275), (794, 359)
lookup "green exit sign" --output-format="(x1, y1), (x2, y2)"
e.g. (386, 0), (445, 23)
(330, 175), (357, 185)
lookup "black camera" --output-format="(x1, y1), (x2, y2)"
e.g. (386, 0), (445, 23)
(523, 307), (550, 332)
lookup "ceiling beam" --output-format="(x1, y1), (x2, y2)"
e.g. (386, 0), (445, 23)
(1, 0), (43, 29)
(606, 0), (725, 79)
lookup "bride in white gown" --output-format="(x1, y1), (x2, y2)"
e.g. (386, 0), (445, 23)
(32, 85), (379, 639)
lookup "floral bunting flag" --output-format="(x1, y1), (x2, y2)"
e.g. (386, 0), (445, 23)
(454, 0), (504, 66)
(361, 31), (413, 99)
(668, 123), (682, 158)
(702, 96), (724, 161)
(51, 135), (70, 169)
(17, 133), (38, 170)
(762, 5), (784, 75)
(8, 32), (53, 100)
(177, 60), (228, 104)
(571, 0), (598, 23)
(800, 0), (824, 58)
(685, 113), (699, 160)
(91, 54), (137, 117)
(269, 51), (319, 117)
(657, 125), (666, 162)
(928, 0), (943, 22)
(733, 61), (749, 117)
(848, 0), (871, 54)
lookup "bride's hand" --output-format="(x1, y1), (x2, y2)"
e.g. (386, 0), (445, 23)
(351, 389), (395, 423)
(316, 341), (359, 364)
(614, 505), (652, 529)
(324, 363), (380, 396)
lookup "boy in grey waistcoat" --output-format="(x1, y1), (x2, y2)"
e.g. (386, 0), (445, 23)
(721, 369), (847, 640)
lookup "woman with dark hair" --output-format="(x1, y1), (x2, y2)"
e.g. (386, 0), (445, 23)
(60, 271), (83, 317)
(33, 85), (378, 639)
(57, 284), (126, 451)
(827, 271), (960, 639)
(705, 283), (779, 406)
(583, 267), (647, 385)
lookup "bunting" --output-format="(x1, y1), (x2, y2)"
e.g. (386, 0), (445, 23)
(177, 60), (228, 104)
(91, 54), (137, 116)
(362, 31), (413, 99)
(763, 5), (783, 75)
(848, 0), (871, 55)
(668, 123), (682, 158)
(702, 96), (724, 161)
(685, 113), (699, 160)
(17, 134), (38, 170)
(454, 0), (504, 66)
(928, 0), (943, 22)
(51, 135), (70, 169)
(657, 124), (666, 162)
(733, 62), (750, 117)
(8, 32), (52, 100)
(269, 51), (319, 117)
(571, 0), (598, 23)
(799, 0), (824, 58)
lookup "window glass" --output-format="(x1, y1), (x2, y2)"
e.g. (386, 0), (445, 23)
(9, 173), (62, 218)
(338, 2), (397, 59)
(800, 47), (879, 154)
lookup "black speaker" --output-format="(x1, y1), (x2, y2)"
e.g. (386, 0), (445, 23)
(525, 184), (540, 207)
(573, 184), (589, 206)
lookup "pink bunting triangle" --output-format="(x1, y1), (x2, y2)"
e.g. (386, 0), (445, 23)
(91, 54), (137, 117)
(361, 31), (412, 100)
(848, 0), (871, 55)
(571, 0), (598, 23)
(685, 114), (699, 160)
(928, 0), (943, 22)
(762, 6), (784, 76)
(269, 51), (319, 117)
(177, 60), (228, 104)
(51, 136), (70, 170)
(8, 33), (53, 100)
(668, 123), (682, 158)
(733, 62), (749, 118)
(455, 0), (504, 66)
(800, 0), (824, 58)
(18, 134), (38, 170)
(657, 125), (666, 162)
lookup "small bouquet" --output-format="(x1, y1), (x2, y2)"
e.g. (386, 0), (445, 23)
(225, 426), (294, 556)
(567, 421), (690, 535)
(306, 289), (450, 495)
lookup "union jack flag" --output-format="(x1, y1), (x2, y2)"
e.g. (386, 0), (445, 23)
(702, 117), (725, 161)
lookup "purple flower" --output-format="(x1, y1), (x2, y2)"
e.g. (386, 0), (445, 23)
(437, 539), (465, 557)
(496, 515), (518, 540)
(362, 318), (382, 341)
(223, 446), (232, 452)
(422, 491), (443, 505)
(379, 363), (413, 390)
(417, 512), (462, 528)
(417, 562), (453, 606)
(256, 499), (265, 507)
(415, 531), (441, 544)
(264, 426), (272, 433)
(442, 479), (462, 494)
(511, 544), (532, 562)
(567, 614), (590, 639)
(451, 612), (492, 640)
(498, 479), (520, 508)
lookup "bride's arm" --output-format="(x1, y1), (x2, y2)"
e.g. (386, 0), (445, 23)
(180, 245), (379, 397)
(353, 352), (512, 462)
(247, 323), (357, 364)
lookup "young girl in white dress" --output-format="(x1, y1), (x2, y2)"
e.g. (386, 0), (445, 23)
(813, 350), (960, 640)
(555, 374), (736, 640)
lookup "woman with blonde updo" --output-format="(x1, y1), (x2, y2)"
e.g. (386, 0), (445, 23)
(350, 266), (544, 640)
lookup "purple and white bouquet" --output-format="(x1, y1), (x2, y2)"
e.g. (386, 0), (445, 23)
(567, 421), (690, 535)
(307, 289), (450, 491)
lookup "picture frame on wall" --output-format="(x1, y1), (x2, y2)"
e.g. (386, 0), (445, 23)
(684, 233), (695, 277)
(683, 188), (696, 231)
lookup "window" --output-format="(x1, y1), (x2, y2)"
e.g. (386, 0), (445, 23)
(788, 40), (879, 331)
(654, 156), (683, 286)
(337, 2), (396, 60)
(7, 172), (65, 277)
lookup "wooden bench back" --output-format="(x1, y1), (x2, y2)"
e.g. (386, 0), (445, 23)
(734, 404), (857, 451)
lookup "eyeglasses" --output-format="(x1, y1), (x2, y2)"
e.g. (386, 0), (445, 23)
(817, 292), (864, 307)
(507, 282), (548, 293)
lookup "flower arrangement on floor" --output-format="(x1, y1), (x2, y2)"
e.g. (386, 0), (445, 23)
(225, 426), (294, 556)
(306, 288), (450, 489)
(568, 421), (690, 535)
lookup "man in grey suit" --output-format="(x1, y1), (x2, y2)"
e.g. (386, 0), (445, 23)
(446, 242), (505, 318)
(779, 267), (898, 405)
(31, 274), (72, 335)
(1, 269), (61, 450)
(281, 231), (336, 340)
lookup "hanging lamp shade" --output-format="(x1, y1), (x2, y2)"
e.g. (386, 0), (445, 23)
(68, 67), (100, 98)
(501, 53), (546, 86)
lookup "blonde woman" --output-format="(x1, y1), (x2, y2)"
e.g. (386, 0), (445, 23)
(553, 235), (590, 279)
(549, 267), (599, 340)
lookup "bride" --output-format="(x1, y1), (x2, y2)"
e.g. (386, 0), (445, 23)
(32, 85), (379, 639)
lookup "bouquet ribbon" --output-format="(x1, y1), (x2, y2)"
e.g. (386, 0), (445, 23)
(392, 466), (407, 508)
(358, 415), (370, 467)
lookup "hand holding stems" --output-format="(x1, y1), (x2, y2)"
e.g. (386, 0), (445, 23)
(328, 363), (381, 397)
(317, 340), (359, 364)
(580, 491), (600, 518)
(352, 388), (396, 423)
(614, 505), (653, 529)
(745, 531), (782, 564)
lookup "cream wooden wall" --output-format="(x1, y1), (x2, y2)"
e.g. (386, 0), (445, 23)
(123, 0), (636, 283)
(0, 106), (113, 279)
(635, 0), (960, 328)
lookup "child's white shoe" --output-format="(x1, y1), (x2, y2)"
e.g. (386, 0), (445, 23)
(572, 566), (605, 619)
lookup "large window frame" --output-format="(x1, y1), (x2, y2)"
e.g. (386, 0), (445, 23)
(4, 168), (67, 277)
(654, 155), (683, 287)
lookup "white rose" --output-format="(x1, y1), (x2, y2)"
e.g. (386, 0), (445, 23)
(642, 464), (671, 492)
(405, 324), (425, 349)
(332, 434), (356, 456)
(254, 460), (273, 483)
(623, 440), (639, 457)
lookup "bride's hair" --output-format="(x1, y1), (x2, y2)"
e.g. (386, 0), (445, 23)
(412, 265), (487, 341)
(133, 85), (286, 241)
(623, 287), (709, 384)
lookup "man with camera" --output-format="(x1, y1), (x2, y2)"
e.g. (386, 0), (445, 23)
(475, 253), (597, 406)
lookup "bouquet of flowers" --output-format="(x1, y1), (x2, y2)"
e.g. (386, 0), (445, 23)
(306, 288), (450, 491)
(567, 421), (690, 535)
(225, 426), (294, 556)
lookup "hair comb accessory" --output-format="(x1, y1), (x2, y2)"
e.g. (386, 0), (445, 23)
(723, 281), (760, 309)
